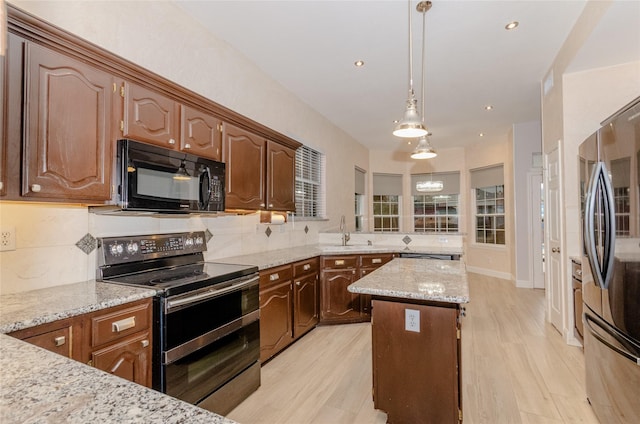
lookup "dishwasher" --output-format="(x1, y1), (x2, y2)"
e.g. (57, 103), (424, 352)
(399, 252), (461, 261)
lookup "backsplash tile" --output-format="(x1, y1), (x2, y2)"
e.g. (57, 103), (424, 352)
(75, 233), (97, 255)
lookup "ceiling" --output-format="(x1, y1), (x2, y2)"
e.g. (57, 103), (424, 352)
(174, 0), (640, 153)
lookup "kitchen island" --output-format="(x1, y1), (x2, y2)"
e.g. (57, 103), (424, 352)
(348, 258), (469, 424)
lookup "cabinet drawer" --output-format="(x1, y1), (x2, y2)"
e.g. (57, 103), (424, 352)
(321, 256), (358, 269)
(293, 258), (319, 277)
(91, 302), (151, 347)
(360, 254), (395, 268)
(260, 264), (293, 288)
(23, 326), (73, 358)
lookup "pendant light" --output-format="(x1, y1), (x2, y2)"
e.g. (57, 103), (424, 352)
(411, 1), (437, 160)
(393, 0), (427, 138)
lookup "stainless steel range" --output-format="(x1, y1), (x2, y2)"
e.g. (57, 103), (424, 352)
(96, 231), (260, 416)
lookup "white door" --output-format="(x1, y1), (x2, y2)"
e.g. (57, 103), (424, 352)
(529, 172), (544, 289)
(545, 147), (564, 333)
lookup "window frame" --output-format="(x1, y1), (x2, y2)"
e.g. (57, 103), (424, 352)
(413, 193), (460, 233)
(294, 145), (326, 219)
(473, 184), (506, 245)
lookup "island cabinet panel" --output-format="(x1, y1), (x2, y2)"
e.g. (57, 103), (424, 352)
(372, 300), (461, 424)
(180, 105), (222, 161)
(259, 265), (294, 362)
(8, 317), (81, 360)
(91, 330), (152, 388)
(266, 140), (296, 211)
(293, 258), (319, 339)
(22, 41), (115, 201)
(122, 82), (180, 149)
(359, 254), (396, 317)
(223, 122), (266, 210)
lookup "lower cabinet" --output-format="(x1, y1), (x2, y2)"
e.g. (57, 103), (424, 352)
(259, 258), (319, 362)
(320, 253), (396, 324)
(9, 298), (153, 388)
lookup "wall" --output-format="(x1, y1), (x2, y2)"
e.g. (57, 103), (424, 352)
(0, 0), (368, 294)
(512, 121), (543, 287)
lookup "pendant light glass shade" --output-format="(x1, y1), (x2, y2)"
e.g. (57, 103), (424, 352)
(394, 0), (427, 139)
(411, 136), (437, 159)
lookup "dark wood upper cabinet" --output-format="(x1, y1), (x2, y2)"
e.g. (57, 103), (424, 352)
(180, 105), (222, 161)
(122, 82), (180, 149)
(266, 140), (296, 211)
(223, 122), (266, 210)
(22, 41), (115, 201)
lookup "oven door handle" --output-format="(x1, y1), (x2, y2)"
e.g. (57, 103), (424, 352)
(166, 275), (259, 312)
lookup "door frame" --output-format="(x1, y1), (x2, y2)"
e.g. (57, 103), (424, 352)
(528, 170), (544, 289)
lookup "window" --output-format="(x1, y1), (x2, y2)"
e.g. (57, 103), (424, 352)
(471, 165), (505, 245)
(373, 173), (402, 232)
(411, 172), (460, 233)
(355, 167), (366, 232)
(295, 146), (325, 218)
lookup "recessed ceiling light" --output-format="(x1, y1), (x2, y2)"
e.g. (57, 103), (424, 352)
(479, 133), (485, 137)
(484, 105), (493, 111)
(354, 60), (365, 67)
(505, 21), (519, 30)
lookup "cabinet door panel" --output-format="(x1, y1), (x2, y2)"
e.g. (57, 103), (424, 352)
(91, 330), (152, 387)
(259, 280), (293, 362)
(293, 273), (318, 339)
(180, 105), (221, 160)
(266, 140), (295, 211)
(23, 42), (113, 200)
(123, 82), (179, 148)
(320, 269), (360, 323)
(223, 123), (265, 209)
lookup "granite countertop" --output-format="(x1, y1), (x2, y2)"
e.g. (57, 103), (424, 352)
(0, 280), (157, 334)
(348, 258), (469, 304)
(217, 244), (463, 270)
(0, 334), (236, 424)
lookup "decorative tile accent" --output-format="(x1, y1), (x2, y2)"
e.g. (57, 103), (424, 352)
(304, 225), (309, 234)
(76, 233), (97, 255)
(204, 229), (213, 243)
(265, 226), (272, 237)
(402, 235), (412, 245)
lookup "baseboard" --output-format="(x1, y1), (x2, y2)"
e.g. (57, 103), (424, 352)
(465, 266), (512, 281)
(516, 278), (533, 288)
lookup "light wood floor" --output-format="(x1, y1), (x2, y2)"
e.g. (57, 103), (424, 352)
(227, 273), (599, 423)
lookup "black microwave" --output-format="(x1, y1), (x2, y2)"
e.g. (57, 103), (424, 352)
(106, 139), (225, 214)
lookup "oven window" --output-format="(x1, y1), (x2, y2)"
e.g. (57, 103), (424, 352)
(166, 320), (259, 404)
(165, 284), (259, 349)
(136, 167), (199, 201)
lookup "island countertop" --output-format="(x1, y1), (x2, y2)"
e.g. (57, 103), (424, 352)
(347, 258), (469, 304)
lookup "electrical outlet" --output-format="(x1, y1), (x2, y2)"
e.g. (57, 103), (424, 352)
(0, 227), (16, 252)
(405, 309), (420, 333)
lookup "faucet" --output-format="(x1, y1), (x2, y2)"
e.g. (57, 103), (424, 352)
(339, 215), (351, 246)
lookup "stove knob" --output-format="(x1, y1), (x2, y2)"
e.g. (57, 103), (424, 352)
(126, 242), (139, 254)
(110, 243), (124, 256)
(184, 237), (194, 248)
(195, 236), (204, 246)
(116, 243), (124, 254)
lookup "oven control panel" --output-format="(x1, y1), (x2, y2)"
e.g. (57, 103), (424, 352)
(97, 231), (208, 266)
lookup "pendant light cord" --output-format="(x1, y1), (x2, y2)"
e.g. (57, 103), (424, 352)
(420, 3), (426, 124)
(408, 0), (414, 98)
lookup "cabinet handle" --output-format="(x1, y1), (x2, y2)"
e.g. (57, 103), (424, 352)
(0, 182), (3, 191)
(352, 270), (356, 275)
(31, 184), (41, 193)
(268, 203), (274, 208)
(372, 258), (382, 264)
(303, 264), (311, 271)
(335, 260), (345, 266)
(269, 273), (280, 281)
(112, 316), (136, 333)
(296, 281), (301, 286)
(54, 336), (66, 347)
(168, 138), (176, 145)
(184, 143), (191, 149)
(141, 339), (149, 348)
(260, 203), (266, 208)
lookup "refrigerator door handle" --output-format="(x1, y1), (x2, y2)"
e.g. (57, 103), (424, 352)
(584, 161), (616, 289)
(585, 314), (640, 366)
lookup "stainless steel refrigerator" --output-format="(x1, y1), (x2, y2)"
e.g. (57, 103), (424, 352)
(579, 96), (640, 423)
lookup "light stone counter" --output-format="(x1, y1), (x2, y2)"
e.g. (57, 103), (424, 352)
(216, 244), (463, 270)
(347, 258), (469, 304)
(0, 280), (157, 334)
(0, 334), (236, 424)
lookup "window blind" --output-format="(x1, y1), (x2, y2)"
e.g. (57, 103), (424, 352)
(295, 145), (326, 218)
(411, 172), (460, 196)
(373, 173), (402, 195)
(470, 165), (504, 188)
(355, 167), (366, 195)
